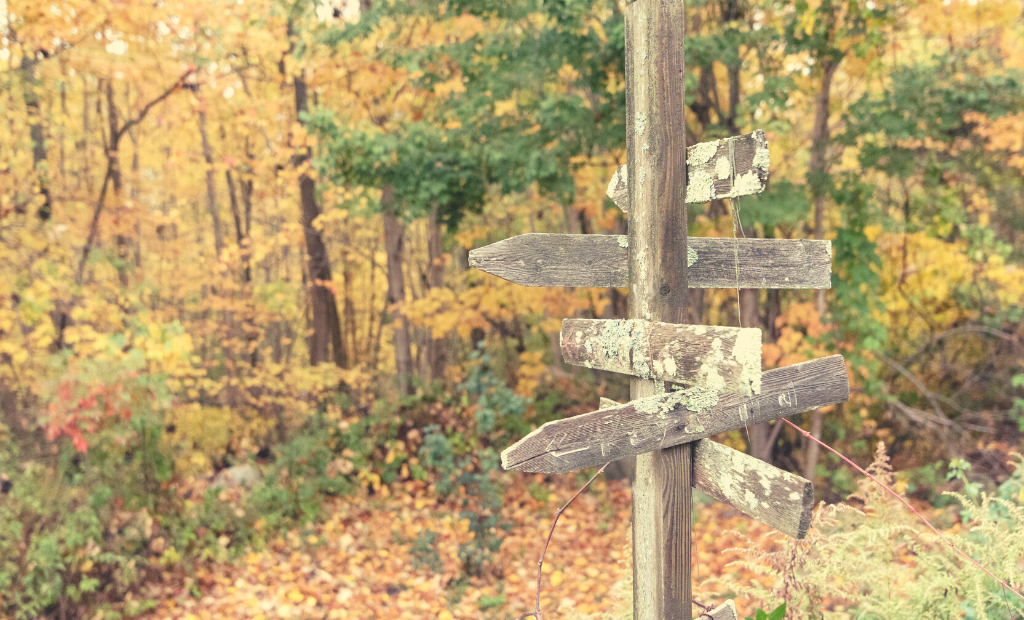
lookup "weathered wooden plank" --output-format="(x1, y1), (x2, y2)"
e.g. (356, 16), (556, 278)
(687, 237), (831, 290)
(693, 436), (813, 539)
(562, 319), (761, 396)
(606, 164), (629, 212)
(704, 600), (738, 620)
(605, 130), (770, 213)
(625, 0), (691, 616)
(469, 234), (629, 288)
(468, 234), (832, 290)
(599, 398), (814, 539)
(501, 354), (849, 475)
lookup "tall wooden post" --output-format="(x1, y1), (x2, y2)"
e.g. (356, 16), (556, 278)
(624, 1), (690, 618)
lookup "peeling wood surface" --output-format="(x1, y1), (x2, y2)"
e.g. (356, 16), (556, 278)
(605, 130), (770, 212)
(501, 355), (849, 475)
(562, 319), (761, 395)
(693, 436), (813, 539)
(468, 234), (832, 290)
(600, 398), (814, 539)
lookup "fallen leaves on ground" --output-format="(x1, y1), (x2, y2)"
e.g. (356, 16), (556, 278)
(136, 475), (866, 620)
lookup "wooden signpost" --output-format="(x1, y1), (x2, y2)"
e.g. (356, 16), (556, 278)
(468, 0), (850, 617)
(469, 235), (832, 290)
(560, 319), (763, 395)
(598, 398), (814, 540)
(502, 355), (848, 475)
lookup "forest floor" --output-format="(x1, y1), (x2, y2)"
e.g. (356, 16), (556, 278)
(133, 474), (802, 620)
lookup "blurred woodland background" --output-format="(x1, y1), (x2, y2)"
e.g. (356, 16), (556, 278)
(1, 0), (1023, 618)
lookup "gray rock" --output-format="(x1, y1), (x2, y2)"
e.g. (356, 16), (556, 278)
(211, 464), (262, 489)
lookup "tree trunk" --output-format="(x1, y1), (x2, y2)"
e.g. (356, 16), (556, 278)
(382, 186), (413, 395)
(804, 58), (840, 483)
(21, 55), (51, 220)
(294, 72), (346, 368)
(811, 60), (838, 318)
(79, 75), (89, 191)
(198, 110), (225, 260)
(424, 202), (445, 383)
(104, 82), (134, 287)
(343, 254), (357, 367)
(241, 170), (255, 284)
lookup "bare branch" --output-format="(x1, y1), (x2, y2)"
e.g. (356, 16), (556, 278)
(904, 324), (1024, 366)
(517, 463), (609, 620)
(76, 69), (195, 283)
(116, 68), (196, 142)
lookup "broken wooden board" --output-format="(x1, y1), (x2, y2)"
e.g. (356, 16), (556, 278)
(600, 398), (813, 539)
(564, 319), (761, 396)
(703, 600), (738, 620)
(501, 354), (848, 475)
(693, 435), (813, 539)
(468, 234), (832, 290)
(605, 130), (770, 213)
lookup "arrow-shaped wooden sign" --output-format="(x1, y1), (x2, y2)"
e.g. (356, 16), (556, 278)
(469, 234), (832, 290)
(501, 354), (848, 475)
(563, 319), (762, 396)
(606, 130), (770, 212)
(600, 399), (813, 539)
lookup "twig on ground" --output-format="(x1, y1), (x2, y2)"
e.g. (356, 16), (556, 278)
(783, 417), (1024, 604)
(516, 462), (610, 620)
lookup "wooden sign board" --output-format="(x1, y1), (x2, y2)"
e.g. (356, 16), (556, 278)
(469, 234), (832, 290)
(563, 319), (762, 396)
(600, 399), (813, 540)
(606, 130), (770, 212)
(501, 354), (849, 475)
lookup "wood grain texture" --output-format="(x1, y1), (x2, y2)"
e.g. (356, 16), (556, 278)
(624, 0), (690, 616)
(501, 354), (850, 475)
(605, 130), (770, 212)
(469, 233), (628, 288)
(468, 234), (832, 290)
(599, 398), (813, 539)
(561, 319), (762, 395)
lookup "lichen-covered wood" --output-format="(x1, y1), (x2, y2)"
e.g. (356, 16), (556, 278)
(605, 130), (770, 212)
(469, 234), (832, 290)
(501, 355), (849, 475)
(562, 319), (761, 396)
(599, 399), (812, 539)
(684, 129), (769, 203)
(693, 436), (813, 539)
(624, 0), (691, 616)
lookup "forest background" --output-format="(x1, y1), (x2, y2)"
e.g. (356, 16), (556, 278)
(1, 0), (1023, 618)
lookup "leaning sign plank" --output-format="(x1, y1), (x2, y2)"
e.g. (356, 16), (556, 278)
(606, 130), (770, 212)
(469, 234), (832, 289)
(562, 319), (762, 396)
(600, 398), (814, 540)
(501, 354), (849, 475)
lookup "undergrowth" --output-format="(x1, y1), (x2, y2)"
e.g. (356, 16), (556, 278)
(713, 443), (1024, 619)
(0, 343), (537, 619)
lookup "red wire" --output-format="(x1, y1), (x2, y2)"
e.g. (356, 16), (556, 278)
(782, 418), (1024, 603)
